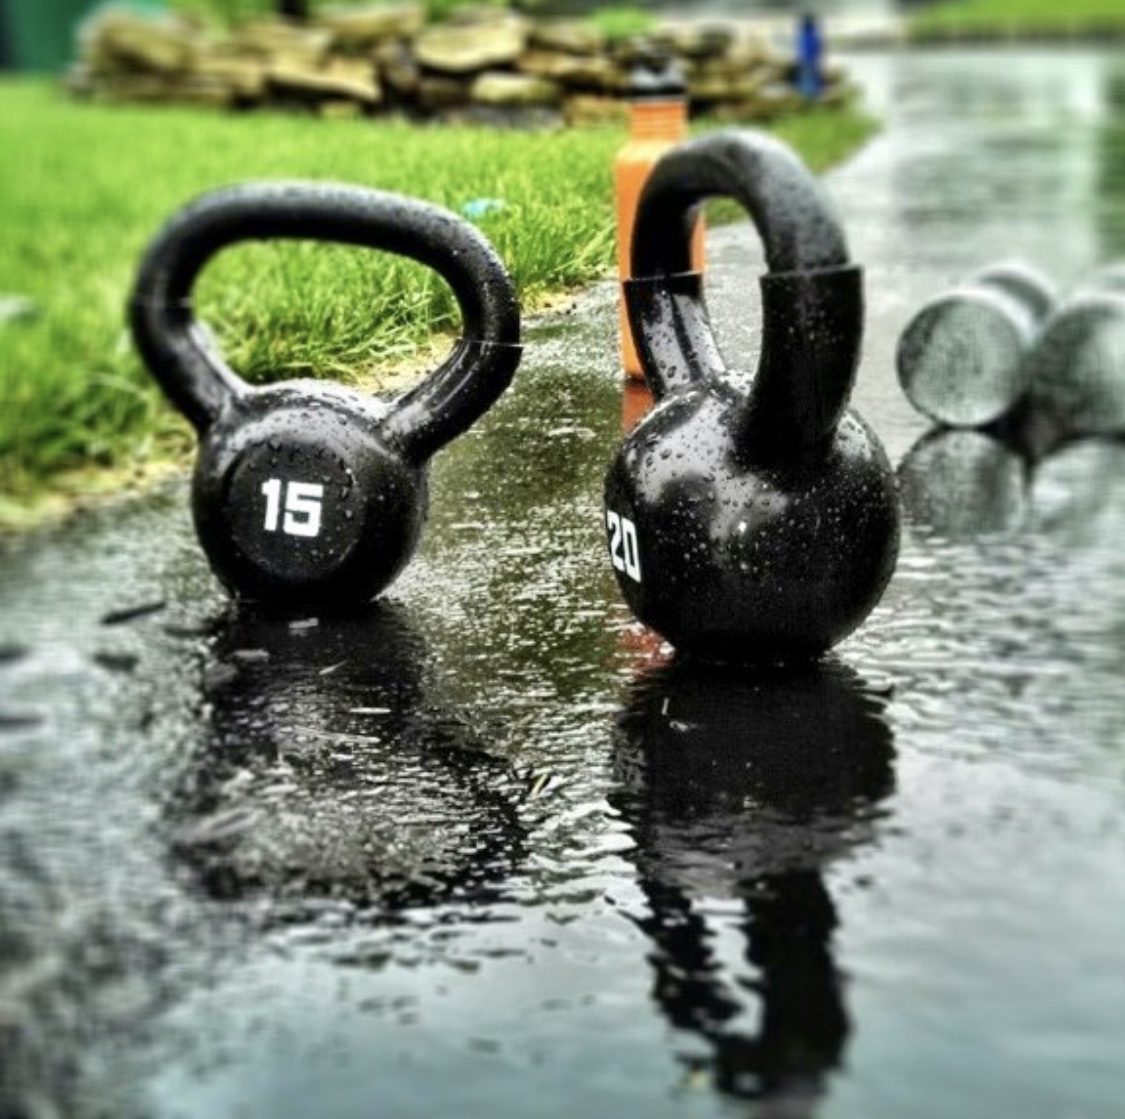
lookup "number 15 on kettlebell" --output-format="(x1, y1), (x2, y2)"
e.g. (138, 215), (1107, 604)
(130, 182), (521, 610)
(605, 130), (901, 665)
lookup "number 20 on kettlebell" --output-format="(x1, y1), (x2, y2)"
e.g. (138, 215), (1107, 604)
(606, 510), (642, 584)
(130, 182), (521, 610)
(605, 130), (901, 665)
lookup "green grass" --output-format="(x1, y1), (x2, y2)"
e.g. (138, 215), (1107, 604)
(0, 80), (876, 520)
(584, 7), (657, 42)
(911, 0), (1125, 39)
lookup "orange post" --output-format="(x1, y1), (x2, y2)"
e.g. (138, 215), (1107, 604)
(614, 63), (705, 381)
(620, 376), (654, 435)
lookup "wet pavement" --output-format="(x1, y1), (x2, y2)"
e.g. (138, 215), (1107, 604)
(3, 49), (1125, 1119)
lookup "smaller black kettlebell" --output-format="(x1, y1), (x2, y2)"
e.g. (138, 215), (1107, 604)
(130, 182), (520, 609)
(604, 130), (900, 665)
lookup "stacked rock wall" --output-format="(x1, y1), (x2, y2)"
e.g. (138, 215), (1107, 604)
(68, 5), (854, 125)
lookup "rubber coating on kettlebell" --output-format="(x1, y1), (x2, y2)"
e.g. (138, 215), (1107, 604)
(130, 182), (521, 609)
(605, 129), (900, 665)
(626, 132), (863, 452)
(131, 182), (520, 460)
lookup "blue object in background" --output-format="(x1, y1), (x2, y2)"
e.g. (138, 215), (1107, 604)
(796, 13), (825, 100)
(461, 198), (507, 220)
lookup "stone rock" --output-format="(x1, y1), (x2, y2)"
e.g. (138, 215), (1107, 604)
(662, 22), (735, 60)
(90, 71), (233, 107)
(470, 71), (561, 107)
(317, 5), (425, 50)
(416, 75), (472, 110)
(196, 52), (267, 101)
(517, 49), (623, 91)
(81, 12), (200, 74)
(728, 29), (776, 67)
(528, 20), (605, 56)
(65, 10), (851, 128)
(688, 72), (768, 104)
(608, 33), (676, 66)
(319, 99), (364, 119)
(414, 16), (528, 75)
(168, 75), (240, 108)
(267, 58), (382, 105)
(563, 94), (628, 128)
(686, 53), (782, 83)
(231, 21), (332, 67)
(91, 72), (173, 101)
(375, 39), (421, 98)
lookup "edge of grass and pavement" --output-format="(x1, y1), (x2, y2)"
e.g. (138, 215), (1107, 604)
(0, 79), (878, 531)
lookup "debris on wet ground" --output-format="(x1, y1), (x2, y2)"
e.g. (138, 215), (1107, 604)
(100, 600), (167, 627)
(91, 650), (141, 673)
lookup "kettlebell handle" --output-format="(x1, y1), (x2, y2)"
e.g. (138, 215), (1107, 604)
(626, 130), (864, 452)
(130, 182), (521, 464)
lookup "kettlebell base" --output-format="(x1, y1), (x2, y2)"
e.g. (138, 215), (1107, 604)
(619, 583), (885, 668)
(192, 386), (427, 611)
(605, 403), (900, 668)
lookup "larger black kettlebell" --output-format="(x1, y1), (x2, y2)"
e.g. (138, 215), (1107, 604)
(131, 182), (520, 609)
(604, 130), (900, 664)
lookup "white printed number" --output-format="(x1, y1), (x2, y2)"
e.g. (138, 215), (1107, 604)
(261, 479), (324, 538)
(607, 510), (642, 583)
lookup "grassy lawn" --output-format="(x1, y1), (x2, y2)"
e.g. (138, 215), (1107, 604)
(911, 0), (1125, 39)
(0, 80), (877, 525)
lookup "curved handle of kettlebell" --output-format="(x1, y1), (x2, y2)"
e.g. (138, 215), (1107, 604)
(130, 182), (521, 461)
(626, 130), (863, 450)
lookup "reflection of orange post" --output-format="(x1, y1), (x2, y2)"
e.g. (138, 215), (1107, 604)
(615, 59), (705, 382)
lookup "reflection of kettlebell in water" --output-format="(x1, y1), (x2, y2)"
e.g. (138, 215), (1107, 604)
(611, 657), (895, 1103)
(171, 603), (525, 909)
(604, 130), (900, 665)
(131, 183), (521, 610)
(614, 658), (896, 888)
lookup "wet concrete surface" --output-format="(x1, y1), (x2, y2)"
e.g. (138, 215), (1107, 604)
(3, 49), (1125, 1119)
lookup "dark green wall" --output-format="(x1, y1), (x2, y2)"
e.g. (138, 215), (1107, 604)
(1, 0), (101, 73)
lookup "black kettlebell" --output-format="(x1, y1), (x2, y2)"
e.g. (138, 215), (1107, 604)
(130, 182), (520, 610)
(604, 130), (900, 665)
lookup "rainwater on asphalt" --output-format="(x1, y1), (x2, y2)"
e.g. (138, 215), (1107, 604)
(2, 49), (1125, 1119)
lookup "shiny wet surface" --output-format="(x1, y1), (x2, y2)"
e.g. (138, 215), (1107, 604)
(3, 49), (1125, 1119)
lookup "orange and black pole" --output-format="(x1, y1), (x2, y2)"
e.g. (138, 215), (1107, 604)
(614, 56), (705, 381)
